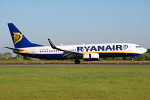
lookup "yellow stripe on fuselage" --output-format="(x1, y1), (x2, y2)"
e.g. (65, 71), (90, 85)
(83, 52), (142, 55)
(13, 51), (63, 54)
(84, 57), (99, 59)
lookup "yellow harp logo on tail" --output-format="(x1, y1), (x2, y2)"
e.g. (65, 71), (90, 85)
(13, 32), (23, 45)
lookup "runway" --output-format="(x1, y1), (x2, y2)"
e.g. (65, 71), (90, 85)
(0, 63), (150, 65)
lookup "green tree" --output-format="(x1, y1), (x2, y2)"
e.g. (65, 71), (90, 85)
(103, 57), (114, 60)
(123, 57), (132, 61)
(144, 48), (150, 61)
(0, 52), (12, 60)
(146, 48), (150, 54)
(146, 55), (150, 61)
(115, 57), (123, 61)
(0, 53), (1, 59)
(16, 54), (24, 60)
(23, 56), (32, 60)
(134, 54), (146, 61)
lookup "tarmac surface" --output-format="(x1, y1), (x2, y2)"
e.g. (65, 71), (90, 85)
(0, 63), (150, 65)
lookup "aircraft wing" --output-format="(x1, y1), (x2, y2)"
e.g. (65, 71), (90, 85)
(48, 39), (83, 59)
(5, 47), (24, 51)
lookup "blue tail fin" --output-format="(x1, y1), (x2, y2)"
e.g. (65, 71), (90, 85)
(8, 23), (42, 48)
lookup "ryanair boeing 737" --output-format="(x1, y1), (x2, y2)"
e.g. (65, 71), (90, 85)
(5, 23), (147, 64)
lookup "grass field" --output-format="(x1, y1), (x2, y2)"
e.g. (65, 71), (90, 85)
(0, 65), (149, 100)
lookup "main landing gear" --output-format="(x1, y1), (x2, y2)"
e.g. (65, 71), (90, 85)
(132, 57), (134, 62)
(75, 59), (80, 64)
(132, 56), (134, 62)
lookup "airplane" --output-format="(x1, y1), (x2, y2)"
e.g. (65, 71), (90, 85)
(5, 23), (147, 64)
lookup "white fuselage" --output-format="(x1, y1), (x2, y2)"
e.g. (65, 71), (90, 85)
(14, 43), (147, 59)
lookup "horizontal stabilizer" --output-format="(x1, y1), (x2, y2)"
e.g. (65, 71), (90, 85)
(5, 47), (24, 51)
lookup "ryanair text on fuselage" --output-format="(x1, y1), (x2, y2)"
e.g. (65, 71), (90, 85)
(77, 45), (128, 52)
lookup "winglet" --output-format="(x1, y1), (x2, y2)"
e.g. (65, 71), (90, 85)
(48, 39), (57, 49)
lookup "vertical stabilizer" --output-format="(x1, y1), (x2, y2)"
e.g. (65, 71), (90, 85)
(8, 23), (42, 48)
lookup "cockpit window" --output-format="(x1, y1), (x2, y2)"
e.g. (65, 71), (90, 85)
(136, 46), (142, 48)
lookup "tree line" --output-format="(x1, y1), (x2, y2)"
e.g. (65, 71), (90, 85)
(0, 49), (150, 61)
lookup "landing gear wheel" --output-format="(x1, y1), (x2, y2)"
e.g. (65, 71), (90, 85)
(75, 59), (80, 64)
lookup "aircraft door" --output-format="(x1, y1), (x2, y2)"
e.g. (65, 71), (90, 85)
(128, 45), (132, 52)
(32, 49), (35, 57)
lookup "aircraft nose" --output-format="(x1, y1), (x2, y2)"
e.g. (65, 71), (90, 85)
(142, 48), (147, 53)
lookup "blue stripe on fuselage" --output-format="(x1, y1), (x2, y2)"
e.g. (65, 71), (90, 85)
(16, 52), (140, 59)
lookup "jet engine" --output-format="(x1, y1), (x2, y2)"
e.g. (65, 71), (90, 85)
(83, 53), (99, 61)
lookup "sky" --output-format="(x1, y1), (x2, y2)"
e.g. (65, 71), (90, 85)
(0, 0), (150, 56)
